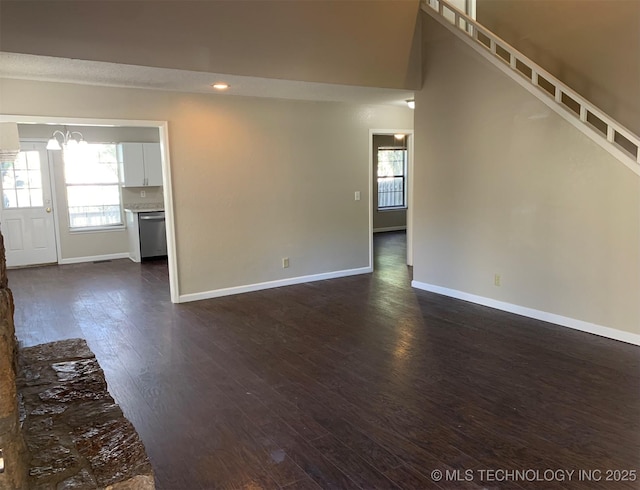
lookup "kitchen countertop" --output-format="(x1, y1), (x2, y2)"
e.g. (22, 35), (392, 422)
(124, 202), (165, 213)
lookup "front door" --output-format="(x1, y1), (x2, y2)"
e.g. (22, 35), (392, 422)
(0, 141), (57, 267)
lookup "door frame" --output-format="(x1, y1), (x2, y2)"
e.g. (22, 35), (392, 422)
(1, 139), (59, 267)
(0, 115), (179, 304)
(369, 129), (414, 267)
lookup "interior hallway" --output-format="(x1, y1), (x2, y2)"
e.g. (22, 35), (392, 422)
(8, 232), (639, 489)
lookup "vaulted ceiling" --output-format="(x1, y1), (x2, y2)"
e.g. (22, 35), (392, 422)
(0, 0), (422, 90)
(477, 0), (640, 135)
(1, 0), (637, 130)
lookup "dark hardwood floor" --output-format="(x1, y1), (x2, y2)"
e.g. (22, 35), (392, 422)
(8, 231), (640, 489)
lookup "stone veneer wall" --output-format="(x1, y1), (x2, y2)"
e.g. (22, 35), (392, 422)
(0, 232), (29, 489)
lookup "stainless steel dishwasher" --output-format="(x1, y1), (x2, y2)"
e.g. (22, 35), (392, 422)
(138, 211), (167, 259)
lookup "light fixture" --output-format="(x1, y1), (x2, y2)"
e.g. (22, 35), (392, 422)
(0, 122), (21, 161)
(212, 82), (230, 90)
(46, 128), (87, 151)
(406, 99), (415, 109)
(394, 134), (405, 140)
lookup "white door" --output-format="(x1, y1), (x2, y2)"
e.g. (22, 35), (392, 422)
(0, 141), (57, 267)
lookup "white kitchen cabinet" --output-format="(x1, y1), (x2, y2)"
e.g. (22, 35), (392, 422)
(117, 143), (163, 187)
(125, 210), (141, 262)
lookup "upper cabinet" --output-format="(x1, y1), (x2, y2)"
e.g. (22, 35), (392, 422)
(117, 143), (163, 187)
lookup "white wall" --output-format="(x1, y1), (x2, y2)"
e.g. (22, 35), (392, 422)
(413, 15), (639, 338)
(2, 78), (413, 296)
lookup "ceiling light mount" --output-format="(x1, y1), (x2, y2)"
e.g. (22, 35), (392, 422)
(406, 99), (415, 109)
(212, 82), (230, 90)
(46, 128), (87, 151)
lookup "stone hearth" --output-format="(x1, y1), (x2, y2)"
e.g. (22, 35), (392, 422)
(18, 339), (154, 489)
(0, 231), (154, 490)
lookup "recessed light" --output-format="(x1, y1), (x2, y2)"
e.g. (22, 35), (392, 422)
(406, 99), (415, 109)
(212, 82), (230, 90)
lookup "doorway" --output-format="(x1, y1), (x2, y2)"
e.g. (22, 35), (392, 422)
(1, 141), (57, 267)
(0, 115), (178, 303)
(369, 129), (413, 268)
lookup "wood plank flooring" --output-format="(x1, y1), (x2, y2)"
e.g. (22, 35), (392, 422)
(8, 232), (640, 489)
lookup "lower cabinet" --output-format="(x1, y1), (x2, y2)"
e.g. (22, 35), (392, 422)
(126, 210), (141, 262)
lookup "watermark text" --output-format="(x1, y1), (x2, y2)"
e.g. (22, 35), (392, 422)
(429, 468), (637, 483)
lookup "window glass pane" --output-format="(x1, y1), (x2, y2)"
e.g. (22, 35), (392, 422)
(68, 204), (121, 228)
(2, 162), (16, 189)
(14, 152), (28, 170)
(30, 190), (44, 207)
(28, 169), (43, 189)
(67, 185), (120, 207)
(3, 190), (17, 208)
(25, 152), (41, 170)
(64, 144), (122, 229)
(378, 177), (404, 208)
(15, 170), (28, 188)
(377, 149), (405, 177)
(64, 145), (118, 185)
(16, 189), (31, 207)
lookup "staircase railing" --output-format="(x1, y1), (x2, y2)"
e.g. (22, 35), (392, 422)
(422, 0), (640, 176)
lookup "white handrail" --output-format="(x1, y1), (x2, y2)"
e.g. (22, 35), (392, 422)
(422, 0), (640, 173)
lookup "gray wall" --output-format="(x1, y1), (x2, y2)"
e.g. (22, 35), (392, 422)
(4, 79), (413, 296)
(476, 0), (640, 136)
(413, 15), (639, 336)
(373, 134), (407, 232)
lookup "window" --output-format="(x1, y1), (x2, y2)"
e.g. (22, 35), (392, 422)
(377, 148), (407, 209)
(64, 143), (123, 229)
(2, 150), (44, 208)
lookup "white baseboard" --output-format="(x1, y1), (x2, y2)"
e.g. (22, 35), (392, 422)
(179, 266), (372, 303)
(373, 226), (407, 233)
(58, 252), (130, 265)
(411, 280), (640, 346)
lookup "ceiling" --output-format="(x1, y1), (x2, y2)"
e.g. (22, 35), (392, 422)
(0, 1), (420, 108)
(475, 0), (640, 135)
(0, 52), (415, 107)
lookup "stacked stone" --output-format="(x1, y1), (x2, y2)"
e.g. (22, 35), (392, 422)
(0, 231), (28, 489)
(18, 339), (155, 489)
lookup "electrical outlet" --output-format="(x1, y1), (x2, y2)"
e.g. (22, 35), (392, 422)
(282, 257), (289, 269)
(494, 274), (501, 287)
(140, 190), (146, 198)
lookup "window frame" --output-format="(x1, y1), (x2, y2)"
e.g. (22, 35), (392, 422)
(376, 146), (408, 211)
(63, 142), (125, 232)
(1, 149), (45, 210)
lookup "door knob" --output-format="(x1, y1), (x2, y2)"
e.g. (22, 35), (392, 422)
(46, 207), (51, 213)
